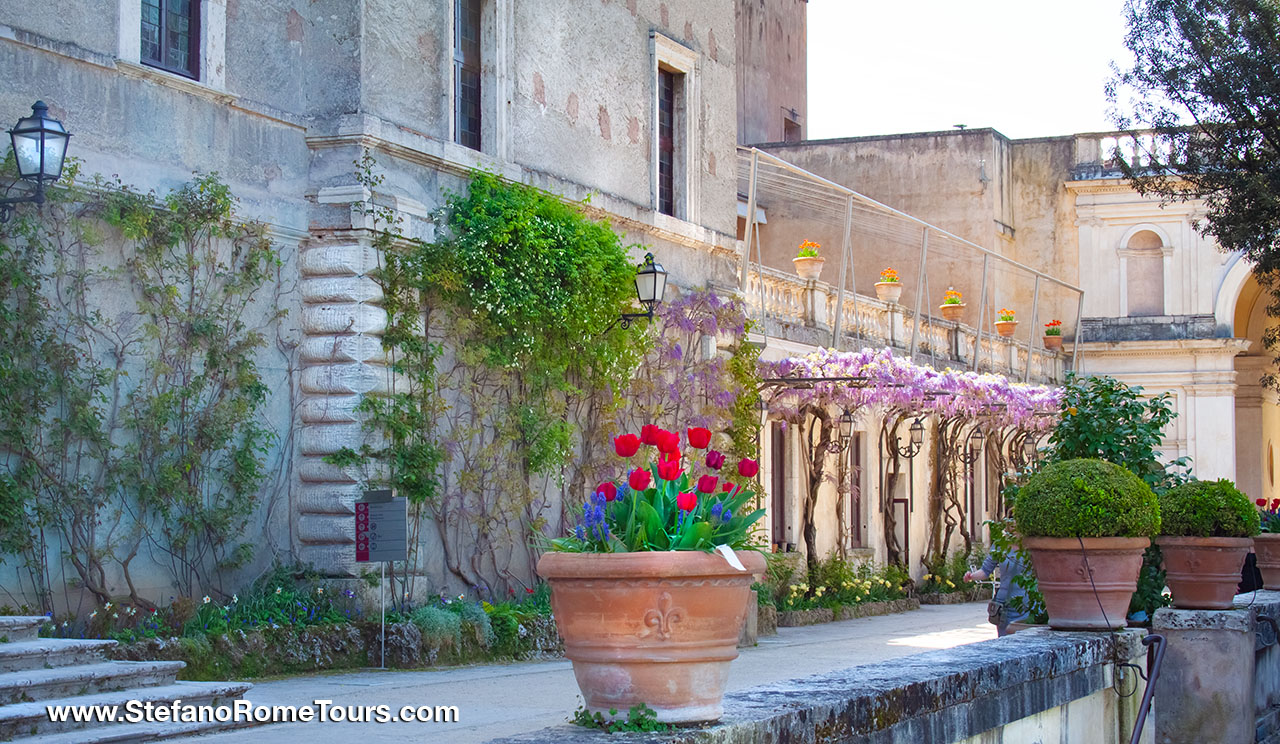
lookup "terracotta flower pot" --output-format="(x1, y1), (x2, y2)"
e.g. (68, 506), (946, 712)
(994, 320), (1018, 338)
(1157, 536), (1253, 609)
(1022, 536), (1149, 629)
(1254, 533), (1280, 589)
(1043, 334), (1063, 350)
(537, 550), (766, 723)
(939, 303), (965, 322)
(874, 281), (903, 303)
(793, 256), (825, 281)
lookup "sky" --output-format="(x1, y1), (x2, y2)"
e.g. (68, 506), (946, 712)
(806, 0), (1136, 141)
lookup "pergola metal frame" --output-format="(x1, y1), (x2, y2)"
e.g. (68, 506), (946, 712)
(737, 146), (1088, 379)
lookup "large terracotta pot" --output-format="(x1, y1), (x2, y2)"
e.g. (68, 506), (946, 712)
(939, 303), (965, 322)
(1157, 536), (1252, 609)
(874, 281), (903, 303)
(1254, 533), (1280, 589)
(793, 256), (825, 281)
(1043, 334), (1063, 350)
(537, 550), (766, 723)
(1022, 536), (1149, 629)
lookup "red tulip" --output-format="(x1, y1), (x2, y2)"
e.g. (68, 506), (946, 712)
(629, 468), (652, 491)
(737, 458), (759, 478)
(657, 460), (684, 482)
(721, 482), (735, 493)
(656, 429), (681, 454)
(1273, 498), (1280, 510)
(613, 434), (641, 458)
(640, 424), (660, 445)
(659, 448), (681, 464)
(677, 491), (697, 511)
(705, 450), (726, 470)
(696, 474), (719, 494)
(1260, 498), (1269, 508)
(686, 427), (712, 449)
(597, 482), (618, 502)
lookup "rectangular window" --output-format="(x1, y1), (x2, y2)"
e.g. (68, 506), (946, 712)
(454, 0), (483, 151)
(770, 421), (788, 549)
(657, 69), (676, 216)
(848, 432), (863, 548)
(141, 0), (200, 79)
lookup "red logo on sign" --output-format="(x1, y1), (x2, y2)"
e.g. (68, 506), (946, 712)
(355, 503), (369, 562)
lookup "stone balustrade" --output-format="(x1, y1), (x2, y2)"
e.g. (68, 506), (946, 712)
(746, 266), (1068, 385)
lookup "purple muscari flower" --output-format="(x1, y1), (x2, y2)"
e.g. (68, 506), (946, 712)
(710, 502), (723, 519)
(575, 524), (586, 540)
(721, 508), (733, 523)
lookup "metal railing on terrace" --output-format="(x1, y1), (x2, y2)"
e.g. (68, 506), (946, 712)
(737, 146), (1085, 385)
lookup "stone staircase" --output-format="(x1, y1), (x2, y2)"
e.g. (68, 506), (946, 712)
(0, 616), (252, 743)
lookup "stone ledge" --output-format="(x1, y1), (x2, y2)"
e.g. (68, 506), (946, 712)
(488, 628), (1145, 744)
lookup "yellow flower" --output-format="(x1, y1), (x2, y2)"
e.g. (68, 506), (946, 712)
(946, 580), (955, 588)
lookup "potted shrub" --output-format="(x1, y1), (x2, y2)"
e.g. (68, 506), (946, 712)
(793, 240), (825, 281)
(1012, 458), (1159, 629)
(939, 287), (965, 322)
(875, 267), (903, 303)
(1043, 319), (1063, 350)
(1255, 498), (1280, 589)
(537, 427), (766, 724)
(994, 308), (1018, 337)
(1157, 480), (1258, 609)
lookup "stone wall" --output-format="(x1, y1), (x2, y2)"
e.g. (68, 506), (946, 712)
(490, 628), (1152, 744)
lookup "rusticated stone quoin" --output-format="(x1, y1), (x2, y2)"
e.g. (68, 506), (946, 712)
(296, 240), (388, 575)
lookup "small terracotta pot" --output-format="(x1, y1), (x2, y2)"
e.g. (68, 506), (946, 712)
(537, 550), (766, 723)
(874, 281), (903, 303)
(1023, 536), (1149, 630)
(939, 303), (965, 322)
(1157, 536), (1252, 609)
(994, 320), (1018, 337)
(1254, 533), (1280, 590)
(1043, 334), (1063, 350)
(793, 256), (825, 281)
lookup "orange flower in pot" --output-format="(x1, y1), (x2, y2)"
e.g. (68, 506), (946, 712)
(875, 267), (903, 303)
(994, 308), (1018, 337)
(1156, 479), (1259, 609)
(1257, 499), (1280, 589)
(538, 426), (766, 723)
(793, 240), (825, 281)
(939, 287), (965, 322)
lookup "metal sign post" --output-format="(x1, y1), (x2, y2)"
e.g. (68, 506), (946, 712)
(355, 489), (408, 670)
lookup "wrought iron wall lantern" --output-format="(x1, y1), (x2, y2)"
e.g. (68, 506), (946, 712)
(617, 252), (668, 329)
(1, 101), (70, 223)
(1022, 433), (1043, 463)
(957, 426), (985, 465)
(828, 409), (856, 454)
(890, 417), (925, 460)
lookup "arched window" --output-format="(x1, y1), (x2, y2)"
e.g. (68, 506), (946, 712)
(1126, 230), (1165, 317)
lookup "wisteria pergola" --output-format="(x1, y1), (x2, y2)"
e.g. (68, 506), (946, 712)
(760, 347), (1060, 569)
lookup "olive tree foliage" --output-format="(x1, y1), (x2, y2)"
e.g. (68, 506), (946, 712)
(1109, 0), (1280, 382)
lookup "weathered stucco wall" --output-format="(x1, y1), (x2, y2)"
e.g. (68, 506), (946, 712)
(736, 0), (807, 145)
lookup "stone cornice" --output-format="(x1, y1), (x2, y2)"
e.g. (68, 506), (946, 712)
(305, 117), (739, 258)
(1070, 338), (1250, 357)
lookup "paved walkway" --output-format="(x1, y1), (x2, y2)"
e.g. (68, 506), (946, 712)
(176, 603), (994, 743)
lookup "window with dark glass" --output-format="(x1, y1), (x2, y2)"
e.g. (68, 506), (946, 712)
(657, 68), (676, 216)
(454, 0), (482, 151)
(141, 0), (200, 79)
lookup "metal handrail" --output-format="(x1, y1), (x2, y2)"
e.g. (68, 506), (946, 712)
(1128, 633), (1165, 744)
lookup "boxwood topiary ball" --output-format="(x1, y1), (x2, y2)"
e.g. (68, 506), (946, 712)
(1013, 458), (1160, 538)
(1158, 479), (1260, 538)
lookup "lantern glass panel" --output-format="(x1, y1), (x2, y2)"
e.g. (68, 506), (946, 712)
(909, 418), (924, 446)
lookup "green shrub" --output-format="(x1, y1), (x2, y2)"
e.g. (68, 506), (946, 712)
(1013, 459), (1160, 538)
(409, 606), (463, 652)
(1158, 479), (1260, 538)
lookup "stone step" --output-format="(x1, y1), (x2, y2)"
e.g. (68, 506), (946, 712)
(0, 639), (116, 674)
(0, 660), (187, 705)
(12, 716), (259, 744)
(0, 680), (252, 739)
(0, 617), (48, 644)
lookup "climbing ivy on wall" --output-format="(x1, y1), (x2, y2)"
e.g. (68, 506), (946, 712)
(0, 163), (285, 613)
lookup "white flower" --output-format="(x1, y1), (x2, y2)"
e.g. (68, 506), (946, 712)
(232, 594), (238, 603)
(202, 596), (211, 604)
(90, 610), (97, 618)
(103, 602), (112, 610)
(316, 587), (324, 595)
(112, 613), (118, 619)
(275, 587), (282, 595)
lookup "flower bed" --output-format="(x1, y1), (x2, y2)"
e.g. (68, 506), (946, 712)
(109, 615), (562, 681)
(918, 586), (993, 605)
(777, 598), (921, 627)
